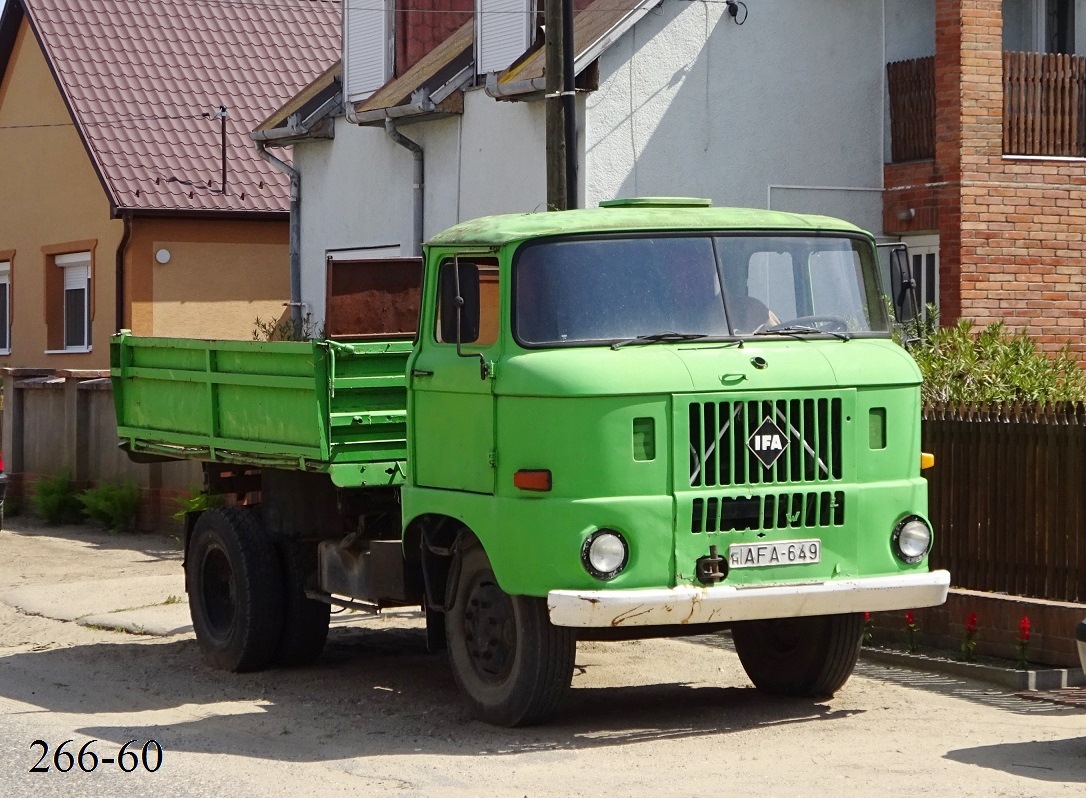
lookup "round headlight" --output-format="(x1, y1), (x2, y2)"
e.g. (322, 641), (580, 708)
(893, 516), (932, 564)
(581, 530), (628, 579)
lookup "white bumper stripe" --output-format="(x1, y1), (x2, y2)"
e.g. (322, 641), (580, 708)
(547, 570), (951, 628)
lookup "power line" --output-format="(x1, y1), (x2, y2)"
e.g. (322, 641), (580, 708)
(0, 111), (211, 131)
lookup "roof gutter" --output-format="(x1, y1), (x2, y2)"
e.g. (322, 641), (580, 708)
(251, 93), (342, 144)
(255, 142), (303, 330)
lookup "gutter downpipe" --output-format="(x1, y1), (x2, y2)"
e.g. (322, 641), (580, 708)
(383, 119), (424, 257)
(256, 141), (302, 329)
(114, 212), (131, 333)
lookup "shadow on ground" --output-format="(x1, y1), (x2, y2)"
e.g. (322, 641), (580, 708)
(0, 622), (860, 764)
(945, 737), (1086, 783)
(690, 635), (1084, 719)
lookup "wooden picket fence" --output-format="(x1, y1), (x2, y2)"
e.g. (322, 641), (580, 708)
(923, 403), (1086, 603)
(1003, 51), (1086, 157)
(887, 55), (936, 162)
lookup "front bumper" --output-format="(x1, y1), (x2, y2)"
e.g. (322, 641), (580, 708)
(548, 569), (950, 628)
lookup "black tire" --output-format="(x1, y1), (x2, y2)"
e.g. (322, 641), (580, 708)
(275, 540), (330, 667)
(187, 507), (284, 672)
(731, 613), (863, 697)
(446, 541), (576, 726)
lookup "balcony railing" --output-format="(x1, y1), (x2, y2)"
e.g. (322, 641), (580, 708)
(887, 56), (936, 162)
(887, 52), (1086, 162)
(1004, 51), (1086, 157)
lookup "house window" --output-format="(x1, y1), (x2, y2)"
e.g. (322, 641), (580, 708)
(901, 235), (939, 322)
(1003, 0), (1085, 55)
(344, 0), (393, 102)
(55, 252), (91, 351)
(476, 0), (535, 74)
(0, 260), (10, 354)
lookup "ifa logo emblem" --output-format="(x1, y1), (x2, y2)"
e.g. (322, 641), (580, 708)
(747, 418), (789, 468)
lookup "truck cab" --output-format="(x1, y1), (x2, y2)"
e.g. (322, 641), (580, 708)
(402, 200), (947, 722)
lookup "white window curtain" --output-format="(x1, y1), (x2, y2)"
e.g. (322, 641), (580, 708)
(476, 0), (534, 75)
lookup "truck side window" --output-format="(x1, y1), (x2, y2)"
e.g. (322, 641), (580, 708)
(435, 257), (500, 346)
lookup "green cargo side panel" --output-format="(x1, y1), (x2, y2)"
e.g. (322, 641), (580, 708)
(111, 333), (412, 486)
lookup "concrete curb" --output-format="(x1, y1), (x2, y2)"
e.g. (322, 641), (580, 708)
(861, 646), (1086, 691)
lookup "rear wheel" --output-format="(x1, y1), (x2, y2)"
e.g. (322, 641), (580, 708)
(446, 541), (575, 726)
(275, 540), (330, 666)
(187, 507), (283, 672)
(731, 613), (863, 697)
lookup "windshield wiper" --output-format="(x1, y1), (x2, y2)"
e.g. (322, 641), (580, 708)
(753, 324), (851, 342)
(611, 331), (709, 350)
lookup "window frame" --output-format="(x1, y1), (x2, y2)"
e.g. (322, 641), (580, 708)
(0, 259), (10, 355)
(44, 248), (94, 355)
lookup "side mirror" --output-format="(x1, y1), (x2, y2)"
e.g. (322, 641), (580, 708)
(889, 245), (920, 325)
(439, 261), (480, 344)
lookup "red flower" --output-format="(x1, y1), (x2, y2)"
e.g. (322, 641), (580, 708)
(905, 611), (916, 627)
(965, 612), (978, 633)
(1019, 616), (1031, 642)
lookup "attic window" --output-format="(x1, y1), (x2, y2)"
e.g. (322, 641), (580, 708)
(476, 0), (536, 74)
(345, 0), (393, 101)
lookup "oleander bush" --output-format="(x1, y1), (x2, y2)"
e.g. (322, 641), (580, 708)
(908, 316), (1086, 405)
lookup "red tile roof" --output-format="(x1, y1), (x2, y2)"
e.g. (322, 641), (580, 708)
(20, 0), (340, 214)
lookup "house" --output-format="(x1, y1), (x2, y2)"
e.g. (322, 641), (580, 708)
(884, 0), (1086, 359)
(0, 0), (340, 370)
(255, 0), (897, 335)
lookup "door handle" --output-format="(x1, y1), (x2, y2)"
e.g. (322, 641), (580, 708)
(411, 369), (434, 378)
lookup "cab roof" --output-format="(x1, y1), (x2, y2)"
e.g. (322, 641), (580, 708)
(426, 203), (868, 249)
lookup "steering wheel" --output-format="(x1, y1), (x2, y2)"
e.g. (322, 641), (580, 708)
(768, 315), (850, 333)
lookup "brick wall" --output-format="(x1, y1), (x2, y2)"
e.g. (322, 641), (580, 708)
(912, 0), (1086, 358)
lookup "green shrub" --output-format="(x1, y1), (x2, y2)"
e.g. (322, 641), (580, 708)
(31, 472), (85, 525)
(78, 482), (141, 533)
(911, 318), (1086, 405)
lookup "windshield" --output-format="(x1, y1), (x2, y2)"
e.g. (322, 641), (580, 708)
(513, 234), (889, 346)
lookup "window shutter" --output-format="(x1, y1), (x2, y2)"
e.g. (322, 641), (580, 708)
(476, 0), (534, 75)
(345, 0), (392, 102)
(63, 263), (90, 290)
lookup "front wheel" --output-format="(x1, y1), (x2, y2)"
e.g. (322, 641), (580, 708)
(445, 541), (576, 726)
(731, 613), (863, 697)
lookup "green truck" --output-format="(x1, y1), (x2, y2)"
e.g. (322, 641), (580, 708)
(112, 199), (949, 726)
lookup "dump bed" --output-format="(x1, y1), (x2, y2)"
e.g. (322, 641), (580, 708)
(110, 333), (412, 488)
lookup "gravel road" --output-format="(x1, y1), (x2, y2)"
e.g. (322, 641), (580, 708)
(1, 518), (1082, 797)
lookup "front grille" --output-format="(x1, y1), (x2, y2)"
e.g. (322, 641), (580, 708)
(688, 398), (843, 487)
(691, 491), (846, 534)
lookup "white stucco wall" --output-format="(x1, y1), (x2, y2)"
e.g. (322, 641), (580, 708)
(292, 88), (548, 326)
(585, 0), (889, 234)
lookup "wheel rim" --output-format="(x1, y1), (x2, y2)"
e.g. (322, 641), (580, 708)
(200, 544), (237, 640)
(461, 575), (516, 683)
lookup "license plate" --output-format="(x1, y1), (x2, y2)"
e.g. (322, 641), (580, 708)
(728, 539), (821, 569)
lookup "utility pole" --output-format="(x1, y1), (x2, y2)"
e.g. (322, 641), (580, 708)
(545, 0), (577, 210)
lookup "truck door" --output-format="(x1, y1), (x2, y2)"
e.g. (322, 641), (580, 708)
(410, 256), (500, 494)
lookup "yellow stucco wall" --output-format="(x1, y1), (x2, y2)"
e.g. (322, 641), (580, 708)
(0, 18), (123, 370)
(126, 218), (288, 340)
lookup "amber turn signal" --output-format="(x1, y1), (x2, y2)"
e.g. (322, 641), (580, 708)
(514, 469), (552, 491)
(921, 452), (935, 470)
